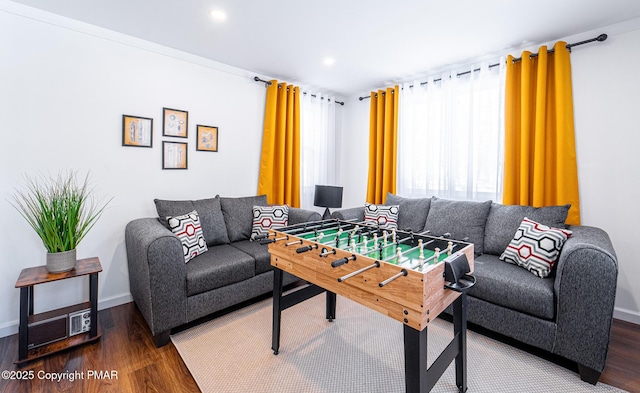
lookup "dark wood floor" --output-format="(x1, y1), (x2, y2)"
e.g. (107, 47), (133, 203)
(1, 300), (639, 393)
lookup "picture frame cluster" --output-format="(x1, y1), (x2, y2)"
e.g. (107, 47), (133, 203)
(122, 107), (218, 170)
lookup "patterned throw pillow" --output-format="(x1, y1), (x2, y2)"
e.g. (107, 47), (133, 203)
(364, 203), (399, 230)
(500, 217), (572, 278)
(251, 205), (289, 240)
(167, 210), (208, 263)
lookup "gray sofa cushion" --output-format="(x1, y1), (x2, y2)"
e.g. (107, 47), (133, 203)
(385, 193), (431, 233)
(231, 240), (272, 275)
(154, 196), (230, 246)
(424, 197), (492, 255)
(220, 195), (268, 242)
(483, 203), (570, 256)
(470, 254), (555, 320)
(289, 207), (322, 225)
(185, 245), (255, 296)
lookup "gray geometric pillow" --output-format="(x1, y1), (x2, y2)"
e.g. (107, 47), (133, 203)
(424, 197), (492, 255)
(251, 205), (289, 240)
(483, 203), (570, 255)
(364, 203), (399, 230)
(500, 217), (572, 278)
(167, 210), (208, 263)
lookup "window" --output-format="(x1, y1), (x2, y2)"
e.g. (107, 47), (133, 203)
(397, 61), (505, 202)
(300, 93), (337, 210)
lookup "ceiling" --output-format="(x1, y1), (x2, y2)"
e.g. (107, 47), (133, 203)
(10, 0), (640, 97)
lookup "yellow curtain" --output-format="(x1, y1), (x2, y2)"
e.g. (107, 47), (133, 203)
(257, 80), (301, 207)
(366, 86), (399, 204)
(504, 42), (581, 225)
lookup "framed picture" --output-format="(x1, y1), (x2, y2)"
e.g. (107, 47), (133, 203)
(163, 108), (188, 138)
(162, 141), (188, 169)
(196, 125), (218, 152)
(122, 115), (153, 147)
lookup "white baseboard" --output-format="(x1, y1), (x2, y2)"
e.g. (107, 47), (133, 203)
(0, 321), (18, 341)
(0, 293), (133, 339)
(613, 307), (640, 325)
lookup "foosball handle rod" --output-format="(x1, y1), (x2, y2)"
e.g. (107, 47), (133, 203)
(253, 233), (273, 241)
(260, 235), (288, 245)
(331, 254), (357, 268)
(379, 269), (408, 287)
(338, 261), (380, 282)
(296, 244), (319, 253)
(319, 248), (337, 257)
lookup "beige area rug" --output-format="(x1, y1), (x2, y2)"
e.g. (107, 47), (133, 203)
(172, 292), (625, 393)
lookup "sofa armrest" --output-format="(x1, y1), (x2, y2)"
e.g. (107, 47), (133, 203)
(288, 207), (322, 225)
(125, 218), (188, 338)
(331, 206), (365, 221)
(553, 225), (618, 373)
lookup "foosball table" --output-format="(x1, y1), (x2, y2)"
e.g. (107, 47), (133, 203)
(263, 219), (476, 393)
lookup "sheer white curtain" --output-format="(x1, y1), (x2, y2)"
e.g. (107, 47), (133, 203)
(300, 92), (337, 210)
(398, 61), (506, 201)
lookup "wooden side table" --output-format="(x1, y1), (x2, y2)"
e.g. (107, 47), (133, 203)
(15, 257), (102, 365)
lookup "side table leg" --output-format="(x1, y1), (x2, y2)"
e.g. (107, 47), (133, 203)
(28, 286), (34, 316)
(89, 273), (98, 337)
(18, 287), (29, 363)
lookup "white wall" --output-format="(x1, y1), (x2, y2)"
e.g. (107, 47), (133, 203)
(340, 22), (640, 324)
(571, 25), (640, 324)
(0, 4), (271, 337)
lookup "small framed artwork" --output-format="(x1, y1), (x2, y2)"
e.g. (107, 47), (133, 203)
(163, 107), (188, 138)
(196, 125), (218, 152)
(122, 115), (153, 147)
(162, 141), (188, 169)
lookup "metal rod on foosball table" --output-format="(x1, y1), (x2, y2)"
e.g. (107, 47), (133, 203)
(260, 235), (289, 245)
(282, 218), (360, 238)
(406, 242), (459, 270)
(405, 239), (436, 255)
(285, 231), (331, 249)
(291, 220), (362, 238)
(346, 229), (383, 250)
(318, 224), (376, 249)
(361, 234), (415, 258)
(285, 220), (341, 236)
(319, 248), (336, 257)
(331, 254), (357, 268)
(391, 239), (436, 263)
(337, 261), (380, 282)
(379, 269), (408, 287)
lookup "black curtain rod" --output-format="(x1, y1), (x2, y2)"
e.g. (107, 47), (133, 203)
(358, 33), (607, 101)
(253, 76), (345, 106)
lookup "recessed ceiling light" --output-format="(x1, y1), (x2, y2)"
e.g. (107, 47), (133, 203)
(210, 9), (227, 21)
(323, 57), (335, 66)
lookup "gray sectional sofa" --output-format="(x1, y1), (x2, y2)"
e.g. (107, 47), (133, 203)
(332, 193), (618, 385)
(125, 195), (321, 347)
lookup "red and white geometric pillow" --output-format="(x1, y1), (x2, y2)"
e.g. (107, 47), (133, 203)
(500, 217), (572, 278)
(364, 203), (399, 230)
(251, 205), (289, 240)
(167, 210), (208, 263)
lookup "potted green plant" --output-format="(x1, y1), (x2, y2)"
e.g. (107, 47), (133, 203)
(11, 171), (111, 273)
